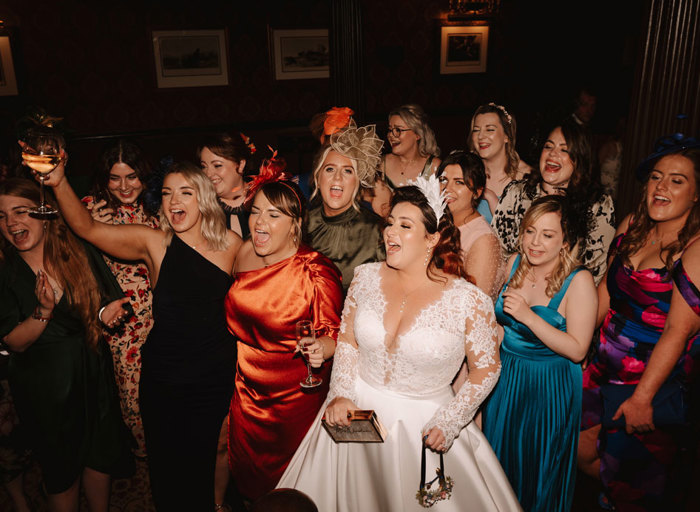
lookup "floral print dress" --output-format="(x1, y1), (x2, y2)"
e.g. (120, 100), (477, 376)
(83, 197), (158, 456)
(581, 234), (699, 510)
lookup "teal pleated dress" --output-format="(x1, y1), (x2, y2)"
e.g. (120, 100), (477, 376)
(483, 255), (582, 512)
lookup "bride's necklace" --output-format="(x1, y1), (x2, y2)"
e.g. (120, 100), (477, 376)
(399, 281), (427, 313)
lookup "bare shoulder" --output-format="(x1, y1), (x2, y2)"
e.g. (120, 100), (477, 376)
(226, 230), (243, 254)
(682, 237), (700, 274)
(570, 268), (596, 291)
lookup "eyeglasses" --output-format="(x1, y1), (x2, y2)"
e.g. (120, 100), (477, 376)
(387, 127), (412, 138)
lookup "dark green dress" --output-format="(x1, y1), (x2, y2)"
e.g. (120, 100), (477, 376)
(0, 248), (132, 494)
(307, 205), (384, 293)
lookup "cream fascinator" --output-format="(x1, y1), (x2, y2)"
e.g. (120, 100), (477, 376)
(329, 119), (384, 187)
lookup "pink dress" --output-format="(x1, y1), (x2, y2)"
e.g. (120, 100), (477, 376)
(458, 216), (504, 302)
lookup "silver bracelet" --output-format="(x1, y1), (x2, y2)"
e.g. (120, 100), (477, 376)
(98, 306), (107, 323)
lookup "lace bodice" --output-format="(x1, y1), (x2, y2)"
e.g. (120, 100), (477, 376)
(329, 262), (500, 448)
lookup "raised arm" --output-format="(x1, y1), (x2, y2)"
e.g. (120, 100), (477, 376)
(423, 287), (501, 451)
(41, 159), (160, 265)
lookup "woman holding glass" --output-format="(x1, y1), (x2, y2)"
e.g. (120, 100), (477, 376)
(82, 138), (159, 457)
(41, 158), (241, 512)
(225, 157), (343, 501)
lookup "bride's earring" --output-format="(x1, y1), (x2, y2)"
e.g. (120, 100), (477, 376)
(424, 247), (431, 266)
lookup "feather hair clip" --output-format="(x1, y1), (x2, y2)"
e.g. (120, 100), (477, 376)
(407, 174), (447, 227)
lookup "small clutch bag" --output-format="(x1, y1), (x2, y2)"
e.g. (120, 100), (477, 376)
(322, 410), (387, 443)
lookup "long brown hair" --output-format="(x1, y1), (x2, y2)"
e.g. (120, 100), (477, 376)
(617, 148), (700, 273)
(0, 178), (103, 349)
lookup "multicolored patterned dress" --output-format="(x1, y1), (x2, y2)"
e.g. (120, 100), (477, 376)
(581, 235), (700, 510)
(82, 197), (159, 456)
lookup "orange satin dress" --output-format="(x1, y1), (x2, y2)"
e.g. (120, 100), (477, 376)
(225, 245), (343, 500)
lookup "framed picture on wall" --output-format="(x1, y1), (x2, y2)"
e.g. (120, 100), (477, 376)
(0, 36), (19, 96)
(151, 29), (229, 88)
(271, 29), (329, 80)
(440, 25), (489, 74)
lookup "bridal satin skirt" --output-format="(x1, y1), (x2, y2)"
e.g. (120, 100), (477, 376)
(278, 377), (521, 511)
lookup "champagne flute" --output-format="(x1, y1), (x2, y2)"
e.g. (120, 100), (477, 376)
(21, 130), (63, 218)
(295, 320), (322, 389)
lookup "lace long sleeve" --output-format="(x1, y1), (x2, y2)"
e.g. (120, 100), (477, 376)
(326, 272), (360, 404)
(423, 288), (501, 450)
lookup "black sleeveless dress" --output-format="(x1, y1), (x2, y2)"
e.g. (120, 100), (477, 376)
(139, 235), (236, 511)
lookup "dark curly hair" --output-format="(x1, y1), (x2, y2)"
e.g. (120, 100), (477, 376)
(390, 186), (471, 283)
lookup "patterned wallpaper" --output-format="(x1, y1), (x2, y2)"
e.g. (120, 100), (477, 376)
(0, 0), (641, 174)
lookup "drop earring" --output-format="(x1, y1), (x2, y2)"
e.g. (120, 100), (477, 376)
(424, 247), (431, 266)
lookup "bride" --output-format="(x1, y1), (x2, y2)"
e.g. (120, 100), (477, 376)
(278, 177), (520, 511)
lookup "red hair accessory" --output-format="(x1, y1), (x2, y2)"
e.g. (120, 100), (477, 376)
(240, 132), (257, 154)
(310, 107), (355, 144)
(245, 147), (300, 208)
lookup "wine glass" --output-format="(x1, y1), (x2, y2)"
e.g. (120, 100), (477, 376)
(21, 130), (63, 218)
(295, 320), (322, 389)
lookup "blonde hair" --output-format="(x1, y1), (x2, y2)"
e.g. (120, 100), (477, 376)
(310, 147), (361, 211)
(509, 196), (581, 297)
(158, 162), (230, 251)
(389, 104), (440, 158)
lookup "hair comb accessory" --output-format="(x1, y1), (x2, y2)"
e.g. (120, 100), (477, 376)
(407, 174), (447, 227)
(245, 147), (299, 208)
(487, 102), (512, 124)
(330, 119), (384, 187)
(635, 130), (700, 180)
(240, 132), (257, 154)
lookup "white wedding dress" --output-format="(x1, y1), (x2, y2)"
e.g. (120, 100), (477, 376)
(278, 263), (521, 511)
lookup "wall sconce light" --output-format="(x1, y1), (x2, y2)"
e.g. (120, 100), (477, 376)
(447, 0), (498, 21)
